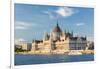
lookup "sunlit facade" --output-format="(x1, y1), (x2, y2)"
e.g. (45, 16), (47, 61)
(31, 23), (87, 54)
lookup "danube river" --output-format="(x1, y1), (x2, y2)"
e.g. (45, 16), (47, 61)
(15, 54), (94, 65)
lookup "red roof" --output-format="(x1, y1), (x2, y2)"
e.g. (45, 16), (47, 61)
(53, 23), (61, 32)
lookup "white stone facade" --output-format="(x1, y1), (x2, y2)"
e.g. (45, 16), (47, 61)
(31, 23), (87, 54)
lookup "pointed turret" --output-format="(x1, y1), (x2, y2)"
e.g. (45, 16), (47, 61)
(52, 22), (62, 33)
(43, 32), (49, 41)
(71, 30), (73, 37)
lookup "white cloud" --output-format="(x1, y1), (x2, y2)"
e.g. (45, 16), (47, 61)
(76, 23), (85, 26)
(15, 38), (26, 42)
(15, 38), (27, 44)
(15, 21), (37, 30)
(15, 26), (27, 30)
(55, 7), (75, 17)
(16, 21), (31, 27)
(43, 7), (77, 19)
(43, 11), (55, 19)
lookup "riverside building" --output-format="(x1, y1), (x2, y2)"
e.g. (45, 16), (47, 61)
(31, 23), (87, 54)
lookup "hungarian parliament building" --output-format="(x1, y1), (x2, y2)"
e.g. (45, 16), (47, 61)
(30, 23), (87, 54)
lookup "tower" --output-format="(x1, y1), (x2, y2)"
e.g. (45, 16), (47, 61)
(52, 22), (62, 41)
(43, 32), (49, 41)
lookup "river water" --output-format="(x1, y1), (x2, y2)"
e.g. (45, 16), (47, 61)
(15, 54), (94, 65)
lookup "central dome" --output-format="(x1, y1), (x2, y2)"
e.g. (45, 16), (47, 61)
(53, 23), (62, 32)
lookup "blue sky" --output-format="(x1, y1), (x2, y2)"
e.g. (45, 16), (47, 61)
(15, 4), (94, 42)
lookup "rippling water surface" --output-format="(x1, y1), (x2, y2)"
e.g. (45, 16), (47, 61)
(15, 54), (94, 65)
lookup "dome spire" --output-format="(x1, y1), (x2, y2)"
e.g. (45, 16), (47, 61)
(56, 20), (59, 28)
(52, 20), (62, 32)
